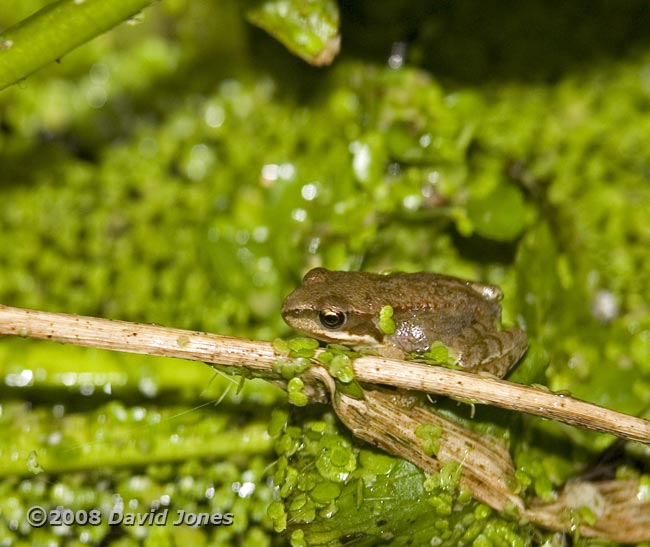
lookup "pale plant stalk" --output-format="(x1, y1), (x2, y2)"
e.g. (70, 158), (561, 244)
(0, 304), (649, 443)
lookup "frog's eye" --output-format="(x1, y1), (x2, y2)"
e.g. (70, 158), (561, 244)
(318, 310), (347, 330)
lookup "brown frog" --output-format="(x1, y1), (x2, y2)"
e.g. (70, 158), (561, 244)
(282, 268), (527, 377)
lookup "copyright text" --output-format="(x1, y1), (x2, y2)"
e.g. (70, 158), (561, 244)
(26, 506), (234, 527)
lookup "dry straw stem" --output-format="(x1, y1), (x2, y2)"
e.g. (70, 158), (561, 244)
(0, 304), (649, 444)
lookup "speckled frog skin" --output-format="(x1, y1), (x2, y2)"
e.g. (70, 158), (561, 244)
(282, 268), (528, 377)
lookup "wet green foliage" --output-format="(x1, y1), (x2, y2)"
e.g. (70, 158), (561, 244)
(271, 413), (533, 547)
(246, 0), (340, 65)
(1, 0), (650, 545)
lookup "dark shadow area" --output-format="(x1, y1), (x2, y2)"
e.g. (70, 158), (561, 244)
(339, 0), (650, 84)
(452, 231), (519, 265)
(0, 390), (275, 416)
(576, 437), (650, 481)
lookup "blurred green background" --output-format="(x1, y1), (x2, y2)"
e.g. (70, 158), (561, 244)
(1, 0), (650, 545)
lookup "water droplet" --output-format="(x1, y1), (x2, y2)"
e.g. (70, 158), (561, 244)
(138, 377), (158, 398)
(48, 431), (62, 445)
(291, 208), (307, 222)
(308, 236), (321, 254)
(279, 163), (295, 180)
(132, 407), (146, 421)
(592, 289), (618, 322)
(388, 41), (407, 69)
(61, 372), (77, 386)
(261, 163), (279, 185)
(204, 104), (225, 128)
(402, 194), (421, 211)
(235, 481), (256, 498)
(301, 183), (318, 201)
(126, 12), (145, 25)
(350, 141), (371, 182)
(185, 143), (213, 181)
(252, 226), (269, 243)
(89, 62), (109, 83)
(5, 369), (33, 387)
(52, 404), (65, 418)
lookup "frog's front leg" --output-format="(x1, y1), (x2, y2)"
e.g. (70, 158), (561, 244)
(454, 322), (528, 378)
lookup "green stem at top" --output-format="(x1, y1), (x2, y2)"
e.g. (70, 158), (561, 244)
(0, 0), (154, 91)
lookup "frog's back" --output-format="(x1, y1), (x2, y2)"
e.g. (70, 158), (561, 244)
(373, 272), (505, 354)
(378, 271), (502, 319)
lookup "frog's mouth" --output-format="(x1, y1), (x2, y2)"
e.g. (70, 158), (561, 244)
(307, 328), (379, 347)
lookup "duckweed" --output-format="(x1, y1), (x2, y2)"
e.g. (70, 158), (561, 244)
(267, 500), (287, 532)
(474, 505), (492, 521)
(268, 408), (289, 437)
(415, 423), (443, 456)
(357, 450), (395, 476)
(435, 461), (463, 491)
(290, 528), (308, 547)
(286, 337), (320, 357)
(272, 338), (291, 355)
(273, 357), (311, 380)
(327, 354), (354, 384)
(309, 481), (341, 505)
(287, 377), (309, 406)
(423, 342), (459, 368)
(315, 435), (357, 483)
(288, 493), (316, 523)
(378, 305), (396, 335)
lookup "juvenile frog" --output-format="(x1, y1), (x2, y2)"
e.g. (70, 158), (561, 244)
(282, 268), (527, 377)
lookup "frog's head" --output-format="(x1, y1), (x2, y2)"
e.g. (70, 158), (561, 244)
(281, 268), (382, 347)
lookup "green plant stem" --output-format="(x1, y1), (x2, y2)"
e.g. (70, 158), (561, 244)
(2, 421), (272, 477)
(0, 0), (154, 91)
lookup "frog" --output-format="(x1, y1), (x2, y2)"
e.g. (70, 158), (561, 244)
(281, 268), (528, 377)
